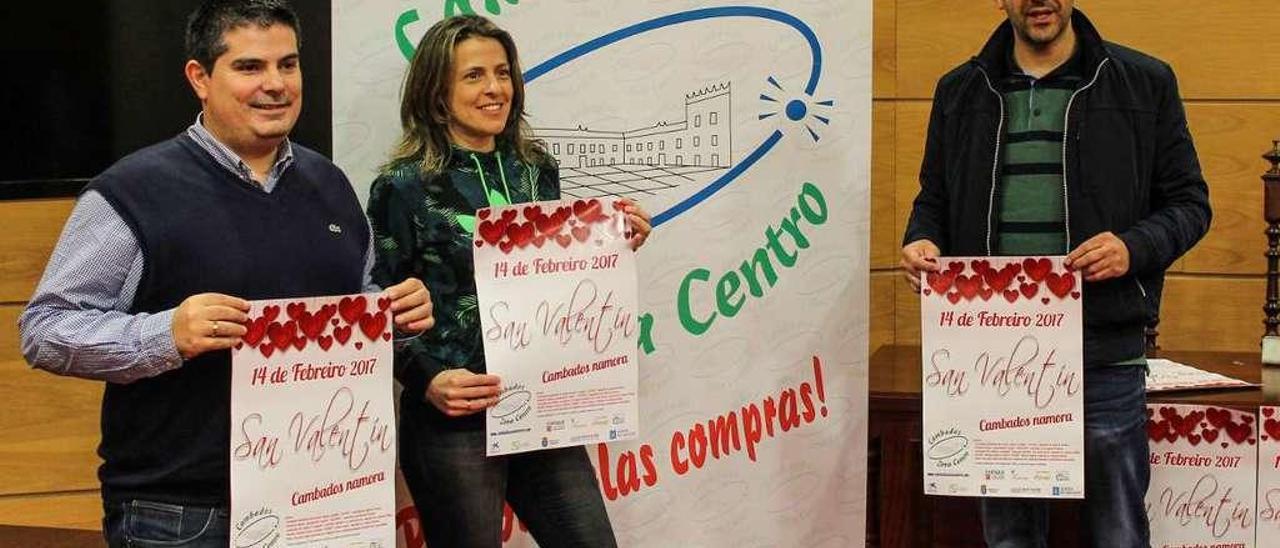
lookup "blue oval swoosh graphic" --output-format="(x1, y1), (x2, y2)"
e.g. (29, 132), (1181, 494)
(523, 6), (824, 227)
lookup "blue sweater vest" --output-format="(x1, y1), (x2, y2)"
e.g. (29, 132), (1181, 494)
(89, 134), (368, 506)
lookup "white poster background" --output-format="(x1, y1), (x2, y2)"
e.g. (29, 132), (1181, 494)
(1146, 403), (1257, 547)
(230, 293), (396, 547)
(474, 198), (640, 456)
(920, 256), (1085, 499)
(1260, 406), (1280, 546)
(335, 1), (870, 545)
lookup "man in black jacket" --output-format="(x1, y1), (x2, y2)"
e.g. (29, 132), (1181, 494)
(901, 1), (1211, 546)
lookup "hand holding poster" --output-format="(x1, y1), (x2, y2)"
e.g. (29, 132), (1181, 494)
(231, 294), (396, 546)
(1146, 404), (1256, 547)
(475, 198), (640, 456)
(920, 256), (1084, 498)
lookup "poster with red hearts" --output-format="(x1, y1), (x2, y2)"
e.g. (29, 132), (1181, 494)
(1145, 404), (1256, 547)
(1256, 405), (1280, 545)
(920, 256), (1084, 498)
(229, 293), (396, 547)
(474, 198), (640, 456)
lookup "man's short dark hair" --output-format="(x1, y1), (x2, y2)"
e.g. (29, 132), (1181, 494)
(185, 0), (301, 71)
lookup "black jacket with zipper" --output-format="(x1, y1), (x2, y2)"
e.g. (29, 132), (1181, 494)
(903, 9), (1211, 365)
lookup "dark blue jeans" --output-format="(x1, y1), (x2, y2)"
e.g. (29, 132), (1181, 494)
(103, 499), (228, 547)
(981, 364), (1151, 548)
(399, 415), (617, 548)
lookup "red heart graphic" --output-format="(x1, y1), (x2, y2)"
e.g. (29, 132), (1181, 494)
(922, 288), (932, 296)
(535, 209), (568, 236)
(235, 343), (243, 350)
(946, 291), (961, 304)
(286, 301), (307, 321)
(1040, 297), (1050, 305)
(927, 271), (956, 294)
(1019, 282), (1039, 299)
(334, 325), (352, 346)
(1264, 408), (1276, 418)
(243, 316), (269, 347)
(1023, 258), (1052, 281)
(1147, 419), (1166, 442)
(499, 240), (516, 254)
(339, 296), (367, 325)
(978, 287), (993, 301)
(500, 209), (517, 224)
(292, 336), (306, 351)
(359, 312), (388, 342)
(970, 259), (991, 276)
(555, 234), (572, 248)
(377, 297), (391, 312)
(507, 221), (535, 249)
(573, 198), (603, 222)
(261, 305), (280, 323)
(955, 274), (981, 300)
(1227, 422), (1252, 444)
(298, 311), (324, 340)
(1002, 289), (1019, 303)
(478, 208), (491, 220)
(612, 199), (627, 211)
(475, 239), (484, 248)
(523, 205), (544, 222)
(1045, 272), (1075, 298)
(983, 264), (1018, 292)
(1187, 433), (1202, 446)
(354, 341), (363, 350)
(1202, 428), (1219, 443)
(259, 343), (275, 358)
(382, 332), (392, 341)
(1243, 415), (1255, 424)
(478, 219), (506, 245)
(268, 321), (297, 351)
(1206, 407), (1230, 428)
(572, 225), (591, 243)
(1159, 406), (1178, 420)
(331, 319), (340, 326)
(946, 261), (964, 275)
(317, 335), (333, 351)
(531, 234), (546, 248)
(1070, 291), (1081, 300)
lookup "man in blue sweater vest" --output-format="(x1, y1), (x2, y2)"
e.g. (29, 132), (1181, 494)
(18, 1), (434, 546)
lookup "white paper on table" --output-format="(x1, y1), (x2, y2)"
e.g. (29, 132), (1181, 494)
(1146, 358), (1258, 393)
(230, 293), (396, 547)
(474, 198), (640, 456)
(1146, 403), (1256, 547)
(920, 256), (1084, 498)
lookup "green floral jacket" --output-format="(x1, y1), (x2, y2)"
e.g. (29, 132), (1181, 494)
(367, 144), (559, 411)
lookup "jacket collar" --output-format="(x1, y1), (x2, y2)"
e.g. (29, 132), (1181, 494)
(973, 8), (1108, 80)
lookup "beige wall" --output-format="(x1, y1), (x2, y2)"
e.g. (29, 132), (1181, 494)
(2, 0), (1278, 530)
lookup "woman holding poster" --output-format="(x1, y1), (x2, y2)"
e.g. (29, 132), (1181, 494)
(366, 15), (651, 548)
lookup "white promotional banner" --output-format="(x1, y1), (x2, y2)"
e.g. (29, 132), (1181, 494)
(231, 294), (396, 546)
(920, 256), (1084, 499)
(1146, 404), (1257, 547)
(474, 198), (640, 456)
(335, 1), (870, 546)
(1259, 406), (1280, 546)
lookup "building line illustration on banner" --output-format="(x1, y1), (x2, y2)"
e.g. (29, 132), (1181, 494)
(393, 6), (834, 227)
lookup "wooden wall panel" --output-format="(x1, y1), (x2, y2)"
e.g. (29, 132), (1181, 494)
(872, 0), (896, 98)
(870, 101), (897, 268)
(1180, 104), (1280, 275)
(0, 491), (101, 530)
(892, 101), (930, 249)
(1159, 275), (1265, 353)
(0, 198), (74, 303)
(870, 270), (896, 355)
(894, 1), (1280, 101)
(0, 306), (101, 496)
(893, 271), (922, 346)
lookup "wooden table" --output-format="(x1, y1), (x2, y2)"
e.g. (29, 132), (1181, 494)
(867, 345), (1275, 548)
(0, 525), (102, 547)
